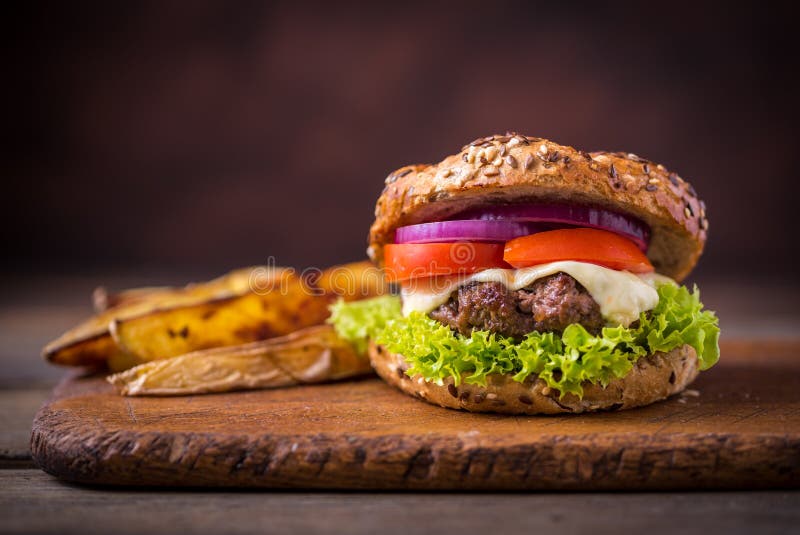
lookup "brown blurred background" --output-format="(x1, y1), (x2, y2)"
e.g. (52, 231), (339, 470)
(3, 1), (799, 349)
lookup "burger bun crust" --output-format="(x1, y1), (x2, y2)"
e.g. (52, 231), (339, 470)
(369, 342), (699, 415)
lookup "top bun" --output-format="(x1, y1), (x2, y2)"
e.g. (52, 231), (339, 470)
(368, 133), (707, 281)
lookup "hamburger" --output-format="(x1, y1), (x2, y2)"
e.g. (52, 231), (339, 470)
(330, 133), (719, 414)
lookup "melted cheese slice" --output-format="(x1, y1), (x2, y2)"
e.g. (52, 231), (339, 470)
(400, 261), (675, 327)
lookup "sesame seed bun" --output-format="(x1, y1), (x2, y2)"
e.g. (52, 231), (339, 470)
(368, 134), (708, 281)
(369, 342), (699, 415)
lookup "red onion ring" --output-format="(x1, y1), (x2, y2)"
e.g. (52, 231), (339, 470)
(455, 203), (650, 251)
(395, 220), (545, 244)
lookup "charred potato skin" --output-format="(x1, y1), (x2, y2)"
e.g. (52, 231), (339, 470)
(107, 325), (371, 396)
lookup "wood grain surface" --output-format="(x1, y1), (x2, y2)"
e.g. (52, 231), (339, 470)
(30, 340), (800, 490)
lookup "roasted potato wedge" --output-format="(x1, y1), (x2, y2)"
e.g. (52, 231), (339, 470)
(109, 262), (386, 367)
(110, 278), (330, 366)
(107, 325), (369, 396)
(44, 290), (233, 367)
(44, 266), (299, 367)
(44, 261), (384, 370)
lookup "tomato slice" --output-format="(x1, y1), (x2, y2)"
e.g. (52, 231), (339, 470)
(503, 228), (654, 273)
(384, 242), (508, 282)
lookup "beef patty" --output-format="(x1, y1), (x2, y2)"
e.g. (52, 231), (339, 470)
(428, 272), (604, 338)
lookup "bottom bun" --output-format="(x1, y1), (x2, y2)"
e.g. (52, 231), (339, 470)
(369, 342), (699, 414)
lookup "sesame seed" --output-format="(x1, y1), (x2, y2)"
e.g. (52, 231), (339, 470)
(499, 144), (507, 157)
(505, 155), (518, 168)
(590, 163), (599, 171)
(684, 206), (692, 219)
(486, 392), (498, 400)
(541, 386), (551, 396)
(483, 166), (499, 176)
(648, 177), (660, 184)
(524, 154), (534, 170)
(484, 146), (498, 162)
(507, 137), (520, 147)
(538, 143), (548, 155)
(385, 168), (411, 184)
(700, 218), (709, 230)
(657, 164), (666, 171)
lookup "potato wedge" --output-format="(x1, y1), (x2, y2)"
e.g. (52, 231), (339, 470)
(44, 261), (385, 369)
(43, 266), (295, 367)
(45, 293), (229, 367)
(108, 263), (388, 367)
(107, 325), (369, 396)
(109, 281), (331, 366)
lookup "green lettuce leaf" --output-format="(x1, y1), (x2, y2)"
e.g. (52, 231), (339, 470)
(327, 294), (402, 354)
(329, 284), (719, 399)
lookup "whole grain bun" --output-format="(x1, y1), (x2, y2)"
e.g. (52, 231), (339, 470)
(369, 134), (707, 281)
(369, 342), (699, 415)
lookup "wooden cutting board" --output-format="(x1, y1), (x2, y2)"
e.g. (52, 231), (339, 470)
(31, 339), (800, 490)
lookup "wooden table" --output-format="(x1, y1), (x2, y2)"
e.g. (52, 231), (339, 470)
(2, 275), (799, 534)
